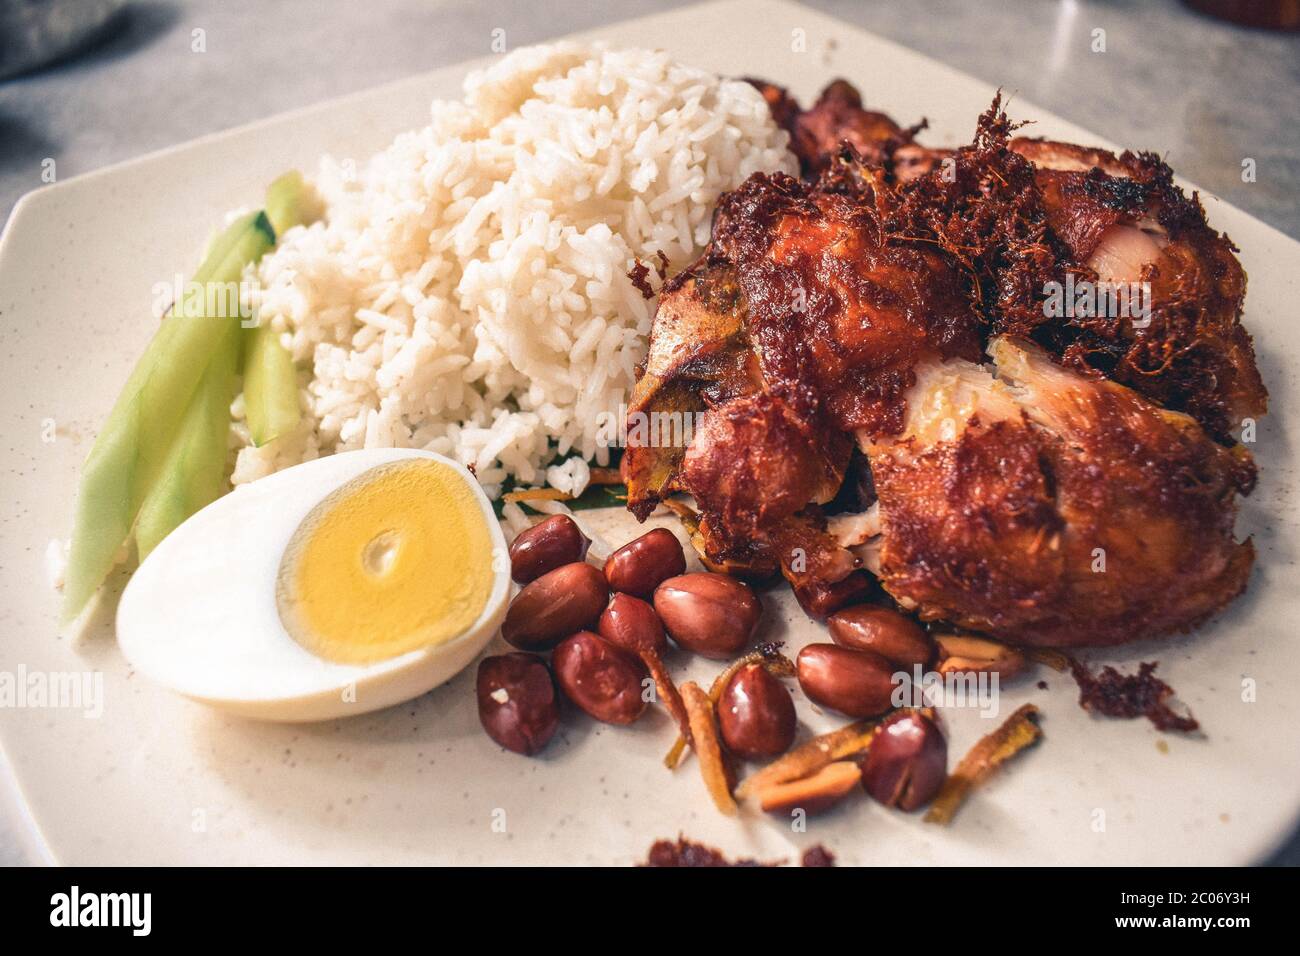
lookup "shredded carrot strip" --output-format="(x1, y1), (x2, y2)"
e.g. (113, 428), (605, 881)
(663, 733), (689, 770)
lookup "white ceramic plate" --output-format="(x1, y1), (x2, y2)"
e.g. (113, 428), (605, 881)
(2, 0), (1297, 866)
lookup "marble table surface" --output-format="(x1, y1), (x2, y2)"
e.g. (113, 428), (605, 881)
(0, 0), (1296, 866)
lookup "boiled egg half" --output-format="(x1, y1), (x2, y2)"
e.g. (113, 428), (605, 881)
(117, 449), (510, 721)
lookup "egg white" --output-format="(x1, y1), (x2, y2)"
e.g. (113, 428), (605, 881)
(116, 448), (510, 721)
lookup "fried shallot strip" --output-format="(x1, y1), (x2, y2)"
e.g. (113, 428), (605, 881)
(681, 681), (736, 816)
(644, 652), (691, 748)
(735, 720), (880, 801)
(925, 704), (1042, 825)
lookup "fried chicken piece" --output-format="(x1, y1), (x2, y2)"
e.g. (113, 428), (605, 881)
(678, 384), (871, 607)
(621, 255), (861, 597)
(626, 94), (1263, 642)
(786, 80), (915, 176)
(627, 163), (978, 616)
(764, 512), (878, 617)
(709, 169), (984, 436)
(745, 78), (944, 181)
(862, 338), (1255, 646)
(681, 393), (848, 539)
(628, 164), (984, 523)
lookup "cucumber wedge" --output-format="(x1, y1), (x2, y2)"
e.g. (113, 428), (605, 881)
(62, 211), (275, 621)
(134, 325), (241, 560)
(243, 322), (300, 446)
(242, 172), (314, 446)
(264, 170), (316, 239)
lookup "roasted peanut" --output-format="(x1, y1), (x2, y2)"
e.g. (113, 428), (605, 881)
(604, 528), (686, 598)
(858, 711), (947, 811)
(718, 662), (796, 760)
(757, 760), (861, 815)
(598, 592), (668, 658)
(508, 514), (590, 584)
(598, 592), (689, 738)
(933, 634), (1025, 680)
(501, 562), (608, 650)
(654, 572), (761, 659)
(828, 604), (933, 667)
(796, 643), (896, 718)
(552, 630), (649, 725)
(476, 653), (560, 756)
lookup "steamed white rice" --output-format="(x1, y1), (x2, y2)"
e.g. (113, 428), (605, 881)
(230, 43), (795, 498)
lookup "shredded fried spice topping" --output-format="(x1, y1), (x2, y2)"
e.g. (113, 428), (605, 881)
(644, 836), (767, 867)
(628, 259), (656, 299)
(800, 844), (837, 867)
(1070, 660), (1199, 733)
(642, 836), (836, 867)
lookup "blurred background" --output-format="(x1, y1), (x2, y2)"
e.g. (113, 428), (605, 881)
(1, 0), (1297, 865)
(2, 0), (1297, 235)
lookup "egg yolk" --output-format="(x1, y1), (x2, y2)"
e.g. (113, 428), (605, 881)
(276, 459), (494, 663)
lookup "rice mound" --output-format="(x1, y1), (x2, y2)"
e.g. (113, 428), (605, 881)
(232, 43), (795, 498)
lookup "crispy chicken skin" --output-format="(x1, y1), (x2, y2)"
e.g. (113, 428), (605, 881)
(682, 393), (848, 539)
(865, 340), (1255, 647)
(623, 83), (1262, 644)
